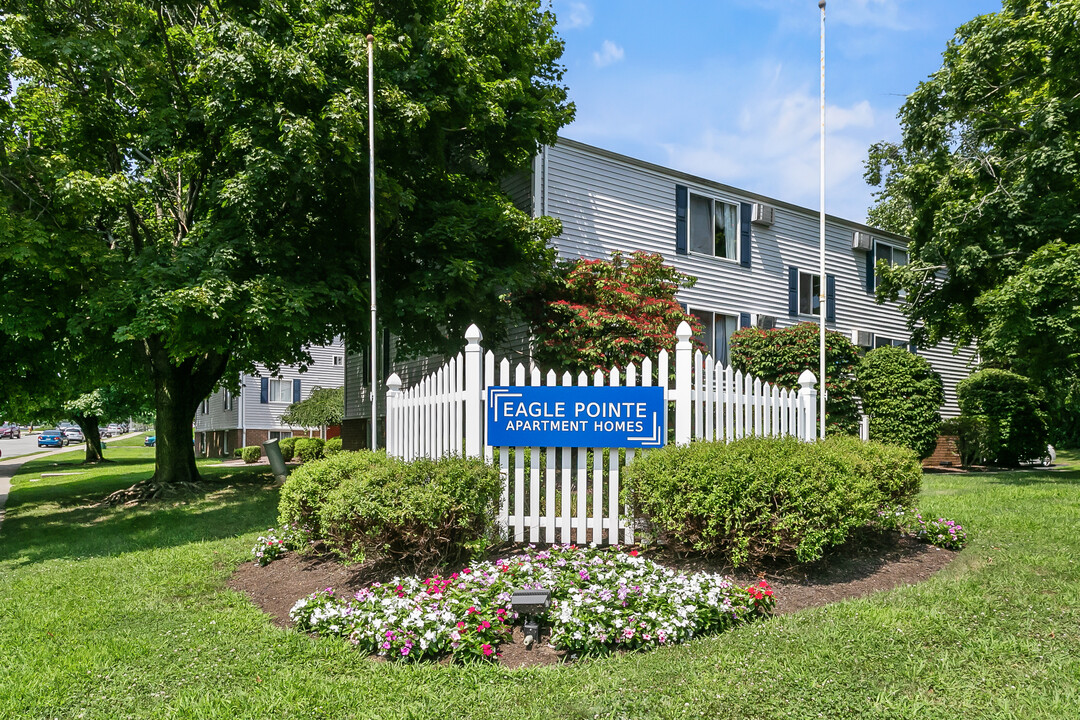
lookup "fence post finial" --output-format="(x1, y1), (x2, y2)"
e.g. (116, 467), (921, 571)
(386, 373), (402, 392)
(465, 324), (483, 344)
(675, 320), (692, 344)
(797, 369), (818, 441)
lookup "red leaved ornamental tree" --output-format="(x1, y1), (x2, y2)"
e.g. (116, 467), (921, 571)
(522, 251), (703, 376)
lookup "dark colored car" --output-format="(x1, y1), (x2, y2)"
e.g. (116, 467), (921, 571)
(38, 430), (67, 448)
(0, 423), (20, 439)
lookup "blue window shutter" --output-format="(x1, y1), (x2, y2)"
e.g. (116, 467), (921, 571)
(826, 274), (836, 323)
(293, 379), (302, 403)
(909, 342), (917, 355)
(739, 202), (752, 267)
(788, 267), (798, 316)
(679, 302), (688, 313)
(675, 185), (688, 255)
(260, 378), (268, 404)
(865, 243), (876, 292)
(739, 312), (751, 329)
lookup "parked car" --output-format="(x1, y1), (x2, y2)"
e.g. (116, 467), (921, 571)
(61, 427), (84, 443)
(105, 423), (125, 437)
(144, 435), (156, 447)
(0, 423), (21, 439)
(38, 430), (67, 448)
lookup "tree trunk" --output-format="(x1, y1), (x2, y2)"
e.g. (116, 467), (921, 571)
(74, 414), (106, 463)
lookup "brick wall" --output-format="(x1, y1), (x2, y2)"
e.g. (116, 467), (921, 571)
(922, 435), (961, 469)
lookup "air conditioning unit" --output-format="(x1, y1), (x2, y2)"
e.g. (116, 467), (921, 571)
(852, 329), (874, 348)
(751, 203), (774, 226)
(755, 314), (777, 330)
(852, 231), (874, 251)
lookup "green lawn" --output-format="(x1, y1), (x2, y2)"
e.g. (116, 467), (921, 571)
(1, 448), (1078, 719)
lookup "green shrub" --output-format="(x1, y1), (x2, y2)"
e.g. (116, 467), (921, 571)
(233, 448), (244, 458)
(623, 435), (921, 567)
(278, 451), (392, 539)
(323, 437), (343, 456)
(957, 369), (1048, 466)
(294, 437), (325, 463)
(314, 455), (501, 568)
(855, 346), (944, 458)
(278, 436), (296, 462)
(730, 323), (861, 435)
(240, 446), (262, 464)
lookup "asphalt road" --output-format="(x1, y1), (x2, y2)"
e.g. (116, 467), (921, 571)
(0, 432), (83, 459)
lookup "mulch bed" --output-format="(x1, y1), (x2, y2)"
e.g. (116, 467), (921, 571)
(228, 532), (957, 669)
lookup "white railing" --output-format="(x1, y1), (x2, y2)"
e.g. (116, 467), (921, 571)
(385, 321), (818, 546)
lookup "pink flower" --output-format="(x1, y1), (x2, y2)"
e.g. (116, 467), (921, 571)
(482, 644), (494, 656)
(401, 646), (410, 656)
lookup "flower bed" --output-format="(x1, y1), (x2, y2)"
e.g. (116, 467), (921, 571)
(877, 506), (969, 551)
(289, 545), (775, 662)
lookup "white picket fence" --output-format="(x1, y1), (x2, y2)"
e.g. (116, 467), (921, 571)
(385, 321), (818, 546)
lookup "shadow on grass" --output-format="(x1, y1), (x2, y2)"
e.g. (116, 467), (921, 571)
(981, 467), (1080, 487)
(0, 464), (280, 568)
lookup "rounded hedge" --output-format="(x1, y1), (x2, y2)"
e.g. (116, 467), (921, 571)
(278, 436), (297, 462)
(957, 369), (1048, 466)
(294, 437), (325, 463)
(240, 446), (262, 464)
(623, 435), (921, 567)
(279, 452), (501, 568)
(323, 437), (343, 456)
(855, 345), (944, 458)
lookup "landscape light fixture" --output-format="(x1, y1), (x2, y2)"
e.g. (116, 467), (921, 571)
(510, 588), (551, 650)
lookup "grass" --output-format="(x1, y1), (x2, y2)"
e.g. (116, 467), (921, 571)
(0, 449), (1078, 719)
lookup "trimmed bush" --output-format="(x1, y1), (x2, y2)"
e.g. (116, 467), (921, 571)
(279, 453), (501, 568)
(730, 323), (861, 435)
(957, 369), (1048, 466)
(323, 437), (343, 456)
(855, 346), (944, 458)
(278, 451), (391, 539)
(623, 435), (921, 567)
(240, 446), (262, 464)
(294, 437), (325, 463)
(233, 448), (244, 458)
(278, 436), (297, 462)
(939, 416), (993, 467)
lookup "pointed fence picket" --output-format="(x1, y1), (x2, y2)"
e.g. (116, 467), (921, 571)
(385, 321), (819, 546)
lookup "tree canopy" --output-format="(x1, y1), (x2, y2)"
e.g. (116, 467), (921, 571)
(865, 0), (1080, 443)
(280, 386), (344, 429)
(0, 0), (573, 490)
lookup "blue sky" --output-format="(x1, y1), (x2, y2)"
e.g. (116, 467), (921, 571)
(549, 0), (1003, 223)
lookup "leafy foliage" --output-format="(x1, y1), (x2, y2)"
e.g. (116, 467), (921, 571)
(280, 386), (344, 429)
(956, 369), (1049, 467)
(939, 416), (994, 467)
(278, 436), (297, 463)
(323, 437), (344, 457)
(293, 437), (325, 463)
(623, 435), (921, 567)
(855, 346), (944, 458)
(0, 0), (573, 486)
(864, 0), (1080, 445)
(521, 251), (703, 375)
(240, 446), (262, 464)
(729, 323), (861, 435)
(280, 452), (501, 569)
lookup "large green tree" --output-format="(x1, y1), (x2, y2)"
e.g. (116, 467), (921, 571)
(865, 0), (1080, 443)
(0, 0), (572, 491)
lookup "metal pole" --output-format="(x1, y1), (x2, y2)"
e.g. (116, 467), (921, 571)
(818, 0), (827, 440)
(368, 34), (378, 450)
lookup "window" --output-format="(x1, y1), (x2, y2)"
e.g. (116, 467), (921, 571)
(688, 193), (739, 260)
(876, 241), (907, 293)
(874, 336), (911, 350)
(269, 430), (291, 440)
(268, 379), (293, 403)
(799, 272), (821, 316)
(223, 390), (232, 411)
(690, 310), (739, 365)
(333, 355), (343, 367)
(201, 398), (209, 414)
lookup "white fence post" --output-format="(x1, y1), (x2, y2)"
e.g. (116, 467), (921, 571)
(797, 369), (818, 441)
(674, 320), (692, 445)
(385, 373), (402, 457)
(464, 324), (483, 458)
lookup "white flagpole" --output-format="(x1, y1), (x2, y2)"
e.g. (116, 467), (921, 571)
(368, 34), (378, 450)
(818, 0), (827, 439)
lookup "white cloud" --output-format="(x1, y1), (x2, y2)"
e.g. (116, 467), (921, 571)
(592, 40), (625, 68)
(559, 1), (593, 30)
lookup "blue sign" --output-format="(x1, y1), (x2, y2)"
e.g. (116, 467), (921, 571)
(486, 385), (666, 448)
